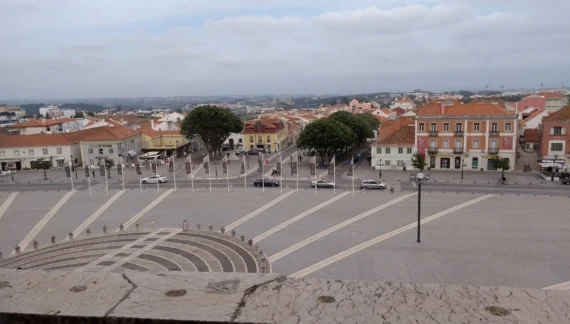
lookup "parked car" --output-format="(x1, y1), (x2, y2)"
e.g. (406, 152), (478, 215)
(247, 150), (259, 155)
(360, 179), (386, 190)
(253, 178), (280, 187)
(235, 147), (245, 155)
(311, 179), (336, 188)
(141, 175), (168, 184)
(560, 172), (570, 185)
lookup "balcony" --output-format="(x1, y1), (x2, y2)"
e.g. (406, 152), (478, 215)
(427, 147), (438, 154)
(453, 147), (464, 154)
(488, 148), (499, 154)
(489, 131), (500, 136)
(454, 131), (464, 136)
(428, 131), (439, 137)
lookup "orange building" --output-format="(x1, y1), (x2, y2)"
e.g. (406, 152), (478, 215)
(416, 103), (517, 171)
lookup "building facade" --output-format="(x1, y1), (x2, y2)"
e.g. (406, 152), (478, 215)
(371, 119), (416, 171)
(242, 119), (288, 152)
(541, 93), (569, 113)
(416, 103), (518, 171)
(8, 118), (83, 135)
(0, 134), (79, 170)
(539, 105), (570, 167)
(79, 127), (141, 167)
(39, 106), (76, 118)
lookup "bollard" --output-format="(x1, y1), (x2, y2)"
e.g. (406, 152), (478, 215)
(86, 228), (91, 235)
(69, 232), (73, 240)
(248, 238), (253, 247)
(15, 246), (21, 255)
(209, 224), (213, 231)
(0, 251), (2, 260)
(220, 226), (225, 234)
(33, 240), (38, 249)
(259, 249), (264, 257)
(136, 222), (140, 230)
(254, 243), (260, 251)
(240, 234), (245, 242)
(103, 225), (107, 233)
(231, 229), (236, 237)
(119, 224), (124, 231)
(260, 263), (266, 274)
(51, 235), (56, 244)
(197, 223), (201, 230)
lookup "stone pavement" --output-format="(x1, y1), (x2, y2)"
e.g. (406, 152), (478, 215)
(1, 269), (569, 323)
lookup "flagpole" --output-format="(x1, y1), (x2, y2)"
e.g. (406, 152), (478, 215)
(69, 160), (75, 194)
(208, 154), (212, 192)
(296, 152), (299, 193)
(262, 152), (265, 193)
(333, 155), (336, 196)
(352, 156), (355, 196)
(104, 165), (109, 195)
(226, 157), (229, 192)
(190, 154), (195, 193)
(244, 156), (247, 192)
(139, 174), (142, 194)
(173, 157), (177, 192)
(280, 154), (283, 194)
(314, 156), (317, 195)
(121, 159), (125, 191)
(155, 157), (159, 193)
(88, 172), (92, 195)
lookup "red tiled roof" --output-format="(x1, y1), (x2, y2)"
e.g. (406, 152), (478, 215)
(376, 125), (415, 146)
(543, 105), (570, 122)
(141, 127), (182, 137)
(79, 126), (140, 141)
(391, 107), (405, 115)
(374, 115), (390, 123)
(523, 129), (539, 143)
(0, 134), (71, 147)
(538, 92), (565, 99)
(8, 118), (76, 128)
(395, 97), (413, 103)
(417, 103), (512, 117)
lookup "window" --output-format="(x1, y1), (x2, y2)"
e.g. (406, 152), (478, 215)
(99, 148), (104, 154)
(88, 149), (93, 154)
(442, 139), (449, 148)
(57, 148), (62, 154)
(430, 139), (436, 147)
(0, 151), (4, 157)
(490, 140), (498, 148)
(109, 148), (114, 154)
(472, 140), (480, 149)
(455, 123), (462, 132)
(384, 160), (391, 166)
(443, 123), (449, 132)
(249, 135), (254, 142)
(239, 138), (243, 143)
(29, 149), (34, 156)
(398, 147), (403, 154)
(473, 123), (480, 131)
(397, 160), (404, 166)
(14, 150), (19, 156)
(385, 148), (391, 154)
(43, 148), (48, 155)
(257, 136), (262, 143)
(376, 147), (382, 154)
(418, 123), (425, 131)
(551, 143), (563, 151)
(551, 127), (566, 135)
(407, 148), (412, 154)
(267, 136), (271, 143)
(455, 139), (461, 148)
(491, 123), (498, 132)
(430, 123), (436, 132)
(505, 123), (512, 132)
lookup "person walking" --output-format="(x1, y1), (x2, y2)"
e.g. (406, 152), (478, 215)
(92, 170), (95, 177)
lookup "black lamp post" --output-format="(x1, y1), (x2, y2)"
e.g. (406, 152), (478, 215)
(552, 155), (558, 182)
(461, 158), (465, 180)
(378, 158), (382, 178)
(411, 172), (430, 243)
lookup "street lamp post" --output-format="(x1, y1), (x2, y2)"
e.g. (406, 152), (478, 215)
(213, 162), (219, 178)
(461, 158), (465, 180)
(552, 155), (558, 182)
(378, 158), (382, 178)
(410, 172), (430, 243)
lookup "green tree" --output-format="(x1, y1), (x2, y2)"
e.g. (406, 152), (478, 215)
(86, 111), (95, 117)
(410, 153), (427, 171)
(180, 105), (243, 157)
(32, 157), (52, 180)
(356, 113), (380, 132)
(490, 157), (510, 178)
(296, 119), (354, 160)
(74, 111), (84, 118)
(329, 111), (373, 146)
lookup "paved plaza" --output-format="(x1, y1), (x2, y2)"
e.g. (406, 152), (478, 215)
(0, 188), (569, 291)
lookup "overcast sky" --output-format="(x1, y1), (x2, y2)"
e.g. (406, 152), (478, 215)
(1, 0), (569, 99)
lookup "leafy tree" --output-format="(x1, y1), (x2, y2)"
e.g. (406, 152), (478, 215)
(86, 111), (95, 117)
(329, 111), (373, 146)
(410, 153), (427, 171)
(180, 105), (243, 157)
(105, 158), (114, 178)
(296, 119), (354, 160)
(32, 157), (52, 180)
(490, 157), (510, 178)
(356, 113), (380, 132)
(74, 111), (84, 118)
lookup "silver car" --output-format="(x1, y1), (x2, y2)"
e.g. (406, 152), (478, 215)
(360, 180), (386, 190)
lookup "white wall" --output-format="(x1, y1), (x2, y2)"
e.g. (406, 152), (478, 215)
(81, 136), (140, 167)
(0, 144), (75, 169)
(371, 145), (415, 170)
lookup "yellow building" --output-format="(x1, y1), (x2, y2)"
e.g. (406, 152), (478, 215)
(140, 127), (190, 156)
(242, 119), (288, 152)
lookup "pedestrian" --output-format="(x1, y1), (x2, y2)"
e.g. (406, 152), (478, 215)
(92, 170), (95, 177)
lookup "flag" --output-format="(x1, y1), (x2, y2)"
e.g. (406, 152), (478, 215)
(185, 156), (192, 174)
(348, 157), (354, 176)
(203, 155), (210, 174)
(291, 152), (298, 175)
(240, 155), (246, 175)
(257, 152), (263, 172)
(135, 162), (142, 175)
(328, 156), (335, 176)
(276, 159), (281, 175)
(309, 156), (316, 176)
(117, 163), (123, 175)
(99, 165), (105, 176)
(168, 160), (174, 173)
(222, 155), (228, 174)
(64, 165), (71, 178)
(84, 165), (90, 178)
(151, 159), (157, 173)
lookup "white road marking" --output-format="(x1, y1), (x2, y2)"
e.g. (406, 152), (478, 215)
(289, 194), (494, 278)
(98, 229), (182, 275)
(0, 192), (18, 222)
(76, 228), (163, 272)
(268, 193), (415, 263)
(543, 281), (570, 290)
(253, 192), (350, 243)
(119, 189), (174, 231)
(66, 190), (125, 240)
(225, 189), (296, 232)
(10, 191), (74, 256)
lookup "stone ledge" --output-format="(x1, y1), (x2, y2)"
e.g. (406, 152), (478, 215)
(1, 269), (569, 324)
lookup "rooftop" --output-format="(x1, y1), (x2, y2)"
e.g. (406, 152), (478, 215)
(375, 125), (415, 146)
(523, 128), (539, 143)
(417, 103), (513, 117)
(543, 105), (570, 122)
(8, 118), (76, 128)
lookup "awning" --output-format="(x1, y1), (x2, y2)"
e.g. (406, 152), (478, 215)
(128, 150), (138, 157)
(539, 162), (566, 168)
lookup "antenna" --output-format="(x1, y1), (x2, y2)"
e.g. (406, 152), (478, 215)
(501, 84), (504, 91)
(540, 82), (544, 91)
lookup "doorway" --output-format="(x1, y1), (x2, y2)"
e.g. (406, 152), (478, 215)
(440, 158), (450, 169)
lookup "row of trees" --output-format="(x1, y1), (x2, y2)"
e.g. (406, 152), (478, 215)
(296, 111), (379, 160)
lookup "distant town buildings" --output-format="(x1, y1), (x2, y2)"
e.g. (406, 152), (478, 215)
(390, 97), (415, 111)
(39, 105), (76, 118)
(7, 117), (83, 135)
(539, 105), (570, 168)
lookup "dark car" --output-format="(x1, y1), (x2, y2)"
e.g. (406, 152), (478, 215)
(253, 178), (280, 187)
(247, 150), (259, 155)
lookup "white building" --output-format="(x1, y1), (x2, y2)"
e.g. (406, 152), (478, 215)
(0, 134), (81, 170)
(371, 124), (416, 171)
(390, 97), (416, 111)
(222, 133), (244, 150)
(7, 117), (83, 135)
(39, 105), (76, 118)
(79, 127), (141, 167)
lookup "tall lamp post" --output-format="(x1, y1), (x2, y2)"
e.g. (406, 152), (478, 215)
(378, 158), (382, 178)
(70, 155), (78, 179)
(410, 172), (430, 243)
(461, 158), (466, 180)
(551, 155), (558, 182)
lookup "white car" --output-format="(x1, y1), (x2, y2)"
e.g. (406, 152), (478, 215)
(311, 179), (336, 188)
(360, 179), (386, 190)
(141, 175), (167, 184)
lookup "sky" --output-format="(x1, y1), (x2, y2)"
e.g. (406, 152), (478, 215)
(1, 0), (569, 99)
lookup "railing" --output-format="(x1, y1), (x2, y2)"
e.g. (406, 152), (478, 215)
(488, 148), (499, 154)
(454, 131), (464, 136)
(427, 147), (438, 154)
(428, 131), (438, 137)
(453, 147), (463, 154)
(489, 131), (500, 136)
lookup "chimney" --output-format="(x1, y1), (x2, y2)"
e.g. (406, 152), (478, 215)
(150, 119), (155, 129)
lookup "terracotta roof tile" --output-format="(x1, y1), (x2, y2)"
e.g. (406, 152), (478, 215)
(8, 118), (76, 128)
(543, 105), (570, 122)
(0, 134), (71, 148)
(538, 92), (565, 99)
(417, 103), (512, 117)
(376, 125), (415, 146)
(79, 126), (140, 141)
(374, 115), (390, 123)
(523, 129), (539, 143)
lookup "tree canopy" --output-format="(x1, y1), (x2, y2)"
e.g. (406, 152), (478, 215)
(490, 157), (510, 177)
(410, 152), (427, 171)
(296, 119), (354, 159)
(356, 113), (380, 132)
(32, 157), (52, 180)
(180, 105), (243, 157)
(329, 111), (373, 146)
